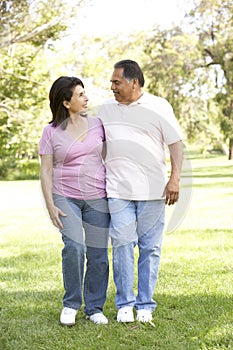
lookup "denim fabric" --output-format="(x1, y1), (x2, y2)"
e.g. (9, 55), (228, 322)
(108, 198), (165, 311)
(53, 194), (110, 315)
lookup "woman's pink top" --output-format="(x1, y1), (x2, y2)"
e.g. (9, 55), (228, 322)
(39, 116), (106, 200)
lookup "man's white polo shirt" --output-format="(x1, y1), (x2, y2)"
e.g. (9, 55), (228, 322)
(98, 92), (182, 200)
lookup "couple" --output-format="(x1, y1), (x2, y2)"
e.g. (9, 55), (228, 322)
(39, 59), (183, 326)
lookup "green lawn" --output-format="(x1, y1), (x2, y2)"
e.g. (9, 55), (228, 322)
(0, 150), (233, 350)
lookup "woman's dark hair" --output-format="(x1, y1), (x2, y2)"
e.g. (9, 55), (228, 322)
(114, 59), (145, 87)
(49, 76), (84, 129)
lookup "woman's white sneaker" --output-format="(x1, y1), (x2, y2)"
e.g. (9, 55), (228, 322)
(117, 307), (134, 322)
(60, 307), (77, 326)
(88, 313), (108, 324)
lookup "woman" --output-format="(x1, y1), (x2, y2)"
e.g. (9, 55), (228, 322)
(39, 76), (109, 325)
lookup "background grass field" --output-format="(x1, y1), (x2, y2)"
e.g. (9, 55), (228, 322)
(0, 149), (233, 349)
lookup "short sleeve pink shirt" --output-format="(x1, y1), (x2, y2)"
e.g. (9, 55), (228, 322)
(39, 116), (106, 200)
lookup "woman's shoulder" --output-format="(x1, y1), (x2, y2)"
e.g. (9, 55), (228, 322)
(41, 123), (62, 139)
(42, 123), (56, 131)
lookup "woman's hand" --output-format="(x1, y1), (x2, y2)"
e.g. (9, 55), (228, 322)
(47, 205), (67, 229)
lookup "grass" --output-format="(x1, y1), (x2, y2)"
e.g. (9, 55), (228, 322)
(0, 148), (233, 350)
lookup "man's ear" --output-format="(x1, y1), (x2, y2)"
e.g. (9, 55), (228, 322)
(63, 100), (70, 109)
(132, 78), (139, 89)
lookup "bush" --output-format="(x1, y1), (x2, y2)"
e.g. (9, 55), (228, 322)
(0, 158), (40, 180)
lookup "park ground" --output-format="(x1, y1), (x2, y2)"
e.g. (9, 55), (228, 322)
(0, 149), (233, 349)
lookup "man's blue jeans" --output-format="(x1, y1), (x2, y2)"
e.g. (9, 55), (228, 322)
(53, 194), (110, 316)
(108, 198), (165, 311)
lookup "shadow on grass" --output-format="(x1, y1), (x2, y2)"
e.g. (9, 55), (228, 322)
(156, 292), (232, 346)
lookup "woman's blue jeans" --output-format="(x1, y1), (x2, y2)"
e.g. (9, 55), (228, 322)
(53, 194), (110, 316)
(108, 198), (165, 311)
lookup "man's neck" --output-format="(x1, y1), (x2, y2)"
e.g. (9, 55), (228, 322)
(120, 91), (143, 105)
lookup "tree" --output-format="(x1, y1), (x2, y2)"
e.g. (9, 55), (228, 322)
(186, 0), (233, 158)
(0, 0), (85, 178)
(140, 26), (211, 144)
(0, 0), (81, 48)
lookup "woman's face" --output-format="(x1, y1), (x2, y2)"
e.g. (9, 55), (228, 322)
(66, 85), (89, 114)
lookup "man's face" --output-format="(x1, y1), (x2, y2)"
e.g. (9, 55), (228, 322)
(110, 68), (135, 105)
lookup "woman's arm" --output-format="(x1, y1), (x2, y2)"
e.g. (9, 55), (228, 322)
(40, 154), (66, 229)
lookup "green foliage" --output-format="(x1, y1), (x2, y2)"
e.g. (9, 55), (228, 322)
(0, 0), (84, 179)
(216, 93), (233, 138)
(3, 159), (40, 180)
(143, 28), (198, 96)
(141, 27), (200, 130)
(137, 27), (224, 151)
(186, 0), (233, 157)
(0, 0), (72, 48)
(131, 0), (233, 157)
(0, 45), (50, 178)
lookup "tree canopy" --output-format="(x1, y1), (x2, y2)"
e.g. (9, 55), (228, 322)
(0, 0), (84, 178)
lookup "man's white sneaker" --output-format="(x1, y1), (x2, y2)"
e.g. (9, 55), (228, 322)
(136, 309), (152, 323)
(60, 307), (77, 326)
(117, 307), (134, 323)
(88, 313), (108, 324)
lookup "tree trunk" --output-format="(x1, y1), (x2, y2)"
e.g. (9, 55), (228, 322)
(228, 139), (233, 160)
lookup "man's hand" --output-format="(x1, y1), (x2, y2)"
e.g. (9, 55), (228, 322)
(165, 141), (183, 205)
(163, 178), (179, 205)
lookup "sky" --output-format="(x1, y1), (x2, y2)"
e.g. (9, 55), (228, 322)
(74, 0), (193, 36)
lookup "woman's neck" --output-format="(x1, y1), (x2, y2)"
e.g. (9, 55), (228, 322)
(68, 113), (86, 125)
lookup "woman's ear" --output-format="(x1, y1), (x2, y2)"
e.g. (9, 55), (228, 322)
(63, 100), (70, 109)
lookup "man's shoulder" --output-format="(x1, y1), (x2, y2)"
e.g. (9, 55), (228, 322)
(99, 98), (117, 107)
(143, 92), (170, 105)
(97, 99), (117, 120)
(142, 92), (173, 114)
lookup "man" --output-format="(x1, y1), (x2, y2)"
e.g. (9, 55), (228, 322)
(98, 59), (183, 323)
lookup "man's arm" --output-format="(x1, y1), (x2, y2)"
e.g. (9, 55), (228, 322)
(164, 140), (184, 205)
